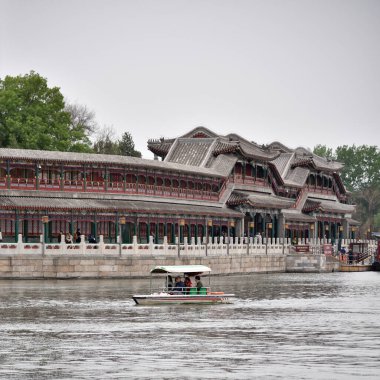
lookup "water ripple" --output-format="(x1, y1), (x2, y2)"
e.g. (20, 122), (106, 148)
(0, 273), (379, 379)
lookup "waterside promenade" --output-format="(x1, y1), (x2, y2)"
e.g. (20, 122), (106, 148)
(0, 235), (376, 278)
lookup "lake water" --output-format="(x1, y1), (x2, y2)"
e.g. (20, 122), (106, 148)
(0, 272), (379, 379)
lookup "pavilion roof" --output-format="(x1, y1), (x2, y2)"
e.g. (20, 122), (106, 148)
(246, 192), (295, 209)
(284, 166), (310, 187)
(147, 128), (345, 192)
(282, 211), (316, 223)
(290, 148), (344, 172)
(346, 218), (361, 226)
(148, 127), (281, 167)
(165, 138), (215, 166)
(316, 199), (355, 213)
(302, 199), (321, 213)
(302, 197), (355, 214)
(209, 154), (238, 177)
(212, 139), (280, 162)
(146, 138), (175, 157)
(227, 191), (295, 209)
(0, 147), (226, 178)
(0, 194), (242, 218)
(226, 192), (250, 206)
(271, 153), (294, 177)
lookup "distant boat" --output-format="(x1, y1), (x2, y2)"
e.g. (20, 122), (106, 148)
(132, 265), (235, 305)
(339, 242), (373, 272)
(339, 263), (372, 272)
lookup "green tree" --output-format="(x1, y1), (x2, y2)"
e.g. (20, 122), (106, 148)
(354, 184), (380, 234)
(374, 212), (380, 230)
(313, 144), (335, 160)
(0, 71), (92, 152)
(119, 131), (142, 157)
(314, 143), (380, 234)
(93, 128), (142, 157)
(335, 145), (380, 192)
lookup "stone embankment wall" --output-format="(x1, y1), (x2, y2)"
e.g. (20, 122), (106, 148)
(0, 235), (375, 278)
(286, 254), (330, 273)
(325, 256), (341, 272)
(0, 253), (331, 279)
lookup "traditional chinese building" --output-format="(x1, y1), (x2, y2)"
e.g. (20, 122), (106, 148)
(0, 127), (359, 243)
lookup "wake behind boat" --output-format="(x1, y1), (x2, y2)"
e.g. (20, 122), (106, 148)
(132, 265), (235, 305)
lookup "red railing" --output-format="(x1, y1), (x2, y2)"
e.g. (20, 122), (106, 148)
(0, 177), (7, 188)
(307, 186), (334, 196)
(62, 180), (84, 191)
(10, 178), (36, 190)
(4, 176), (227, 202)
(39, 179), (61, 191)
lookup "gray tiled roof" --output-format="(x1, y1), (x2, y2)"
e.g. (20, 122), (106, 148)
(152, 127), (281, 167)
(282, 211), (316, 222)
(209, 154), (238, 177)
(230, 138), (280, 161)
(302, 199), (321, 213)
(266, 141), (293, 153)
(180, 126), (219, 138)
(284, 167), (309, 187)
(0, 148), (225, 178)
(150, 127), (345, 173)
(317, 199), (355, 213)
(247, 193), (295, 209)
(146, 139), (174, 157)
(346, 218), (361, 226)
(219, 139), (279, 161)
(230, 191), (295, 209)
(294, 147), (312, 155)
(165, 138), (215, 166)
(311, 155), (344, 171)
(0, 195), (242, 217)
(272, 153), (293, 176)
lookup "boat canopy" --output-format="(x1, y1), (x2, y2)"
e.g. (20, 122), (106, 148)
(150, 265), (212, 275)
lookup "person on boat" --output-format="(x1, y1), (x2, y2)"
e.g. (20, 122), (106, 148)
(184, 276), (192, 294)
(348, 250), (354, 264)
(173, 276), (185, 293)
(195, 275), (203, 293)
(167, 275), (173, 290)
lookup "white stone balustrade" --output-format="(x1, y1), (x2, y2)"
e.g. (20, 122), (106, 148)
(0, 235), (377, 258)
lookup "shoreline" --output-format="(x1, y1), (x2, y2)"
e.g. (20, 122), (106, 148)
(0, 253), (339, 279)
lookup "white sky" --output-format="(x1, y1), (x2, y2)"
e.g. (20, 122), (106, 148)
(1, 0), (379, 158)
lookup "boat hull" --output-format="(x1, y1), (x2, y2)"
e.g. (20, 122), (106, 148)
(339, 264), (372, 272)
(133, 293), (235, 305)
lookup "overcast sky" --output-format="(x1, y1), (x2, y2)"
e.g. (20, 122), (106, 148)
(1, 0), (379, 158)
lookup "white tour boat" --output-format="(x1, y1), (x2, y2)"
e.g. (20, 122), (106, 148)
(132, 265), (235, 305)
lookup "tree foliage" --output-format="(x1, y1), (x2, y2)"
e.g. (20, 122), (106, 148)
(374, 212), (380, 230)
(313, 144), (380, 192)
(313, 144), (335, 161)
(0, 71), (92, 152)
(65, 100), (98, 135)
(313, 143), (380, 233)
(119, 131), (142, 157)
(93, 127), (142, 157)
(335, 145), (380, 192)
(93, 126), (120, 155)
